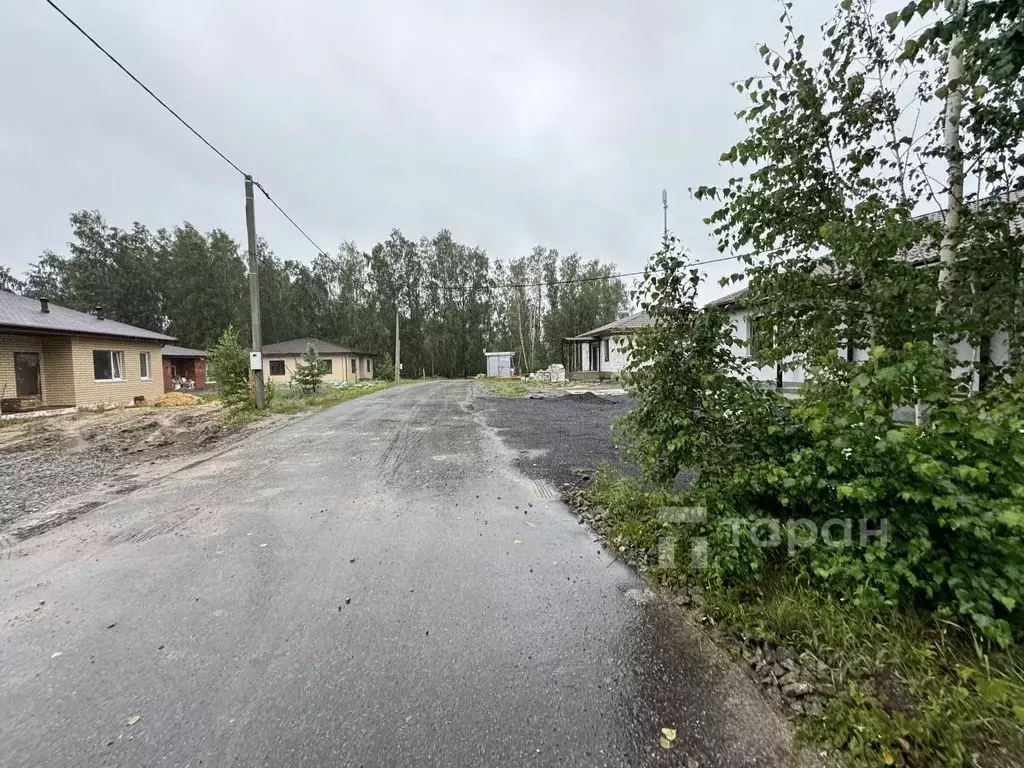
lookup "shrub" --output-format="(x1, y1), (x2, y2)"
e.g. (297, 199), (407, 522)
(291, 342), (325, 395)
(206, 326), (251, 409)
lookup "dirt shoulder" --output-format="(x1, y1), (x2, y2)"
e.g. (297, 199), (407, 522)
(0, 402), (293, 540)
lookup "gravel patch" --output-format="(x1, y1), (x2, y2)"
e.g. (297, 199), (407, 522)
(475, 386), (635, 489)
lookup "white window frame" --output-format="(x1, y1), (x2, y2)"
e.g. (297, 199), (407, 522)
(139, 351), (151, 380)
(93, 350), (125, 382)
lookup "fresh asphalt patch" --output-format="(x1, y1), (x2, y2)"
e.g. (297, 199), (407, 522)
(476, 387), (636, 490)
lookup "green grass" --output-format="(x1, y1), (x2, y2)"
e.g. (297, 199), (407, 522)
(477, 377), (530, 397)
(477, 376), (572, 398)
(586, 469), (1024, 768)
(217, 381), (398, 426)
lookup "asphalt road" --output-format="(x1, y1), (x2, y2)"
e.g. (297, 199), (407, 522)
(0, 381), (815, 768)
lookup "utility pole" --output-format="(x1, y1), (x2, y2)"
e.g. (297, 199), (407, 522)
(244, 175), (266, 409)
(662, 189), (668, 242)
(394, 306), (400, 382)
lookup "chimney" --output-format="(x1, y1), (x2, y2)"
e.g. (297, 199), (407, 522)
(39, 297), (49, 314)
(95, 305), (104, 321)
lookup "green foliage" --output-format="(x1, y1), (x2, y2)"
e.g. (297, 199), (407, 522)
(19, 216), (626, 377)
(589, 470), (1024, 767)
(206, 326), (251, 409)
(627, 0), (1024, 646)
(290, 343), (325, 395)
(374, 354), (395, 382)
(618, 19), (1023, 768)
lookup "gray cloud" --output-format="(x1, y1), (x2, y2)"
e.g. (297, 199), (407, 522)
(1, 0), (836, 301)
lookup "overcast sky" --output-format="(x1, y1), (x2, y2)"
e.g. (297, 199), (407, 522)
(1, 0), (838, 302)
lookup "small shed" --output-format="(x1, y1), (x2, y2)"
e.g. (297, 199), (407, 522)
(161, 345), (209, 392)
(484, 351), (514, 378)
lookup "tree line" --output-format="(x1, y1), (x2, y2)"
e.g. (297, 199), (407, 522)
(3, 210), (629, 378)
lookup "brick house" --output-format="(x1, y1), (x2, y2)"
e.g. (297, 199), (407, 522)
(0, 291), (173, 412)
(261, 338), (375, 385)
(161, 345), (209, 392)
(563, 311), (653, 381)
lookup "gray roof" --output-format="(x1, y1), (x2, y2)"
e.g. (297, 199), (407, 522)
(566, 311), (653, 341)
(898, 191), (1023, 265)
(261, 337), (375, 356)
(161, 345), (207, 358)
(703, 287), (749, 309)
(0, 291), (175, 342)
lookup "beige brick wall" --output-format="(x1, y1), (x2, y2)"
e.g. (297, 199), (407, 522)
(69, 337), (165, 406)
(0, 334), (44, 401)
(0, 333), (164, 408)
(264, 353), (375, 385)
(41, 336), (76, 405)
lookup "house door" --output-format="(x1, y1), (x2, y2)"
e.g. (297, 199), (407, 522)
(14, 353), (41, 397)
(589, 343), (600, 371)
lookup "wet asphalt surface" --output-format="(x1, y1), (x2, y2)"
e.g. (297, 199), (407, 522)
(0, 381), (816, 768)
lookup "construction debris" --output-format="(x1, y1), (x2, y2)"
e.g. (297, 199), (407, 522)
(527, 363), (566, 383)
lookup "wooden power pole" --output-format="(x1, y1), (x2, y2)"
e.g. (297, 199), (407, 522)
(394, 306), (400, 382)
(245, 175), (266, 409)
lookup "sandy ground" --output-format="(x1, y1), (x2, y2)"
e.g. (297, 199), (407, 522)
(0, 403), (291, 540)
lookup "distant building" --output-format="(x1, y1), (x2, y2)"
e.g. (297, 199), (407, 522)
(0, 291), (173, 412)
(484, 351), (514, 378)
(563, 311), (653, 381)
(260, 338), (375, 384)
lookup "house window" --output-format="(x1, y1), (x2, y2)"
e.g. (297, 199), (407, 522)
(269, 360), (286, 376)
(604, 338), (610, 362)
(748, 316), (772, 357)
(322, 359), (333, 374)
(139, 352), (150, 380)
(93, 350), (124, 381)
(351, 358), (357, 374)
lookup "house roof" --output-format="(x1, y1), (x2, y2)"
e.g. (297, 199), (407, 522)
(261, 337), (375, 356)
(0, 291), (175, 342)
(897, 190), (1023, 266)
(161, 345), (207, 358)
(703, 287), (749, 309)
(565, 311), (653, 341)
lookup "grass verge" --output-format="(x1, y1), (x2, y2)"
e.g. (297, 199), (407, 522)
(218, 381), (398, 426)
(585, 467), (1024, 768)
(477, 377), (530, 397)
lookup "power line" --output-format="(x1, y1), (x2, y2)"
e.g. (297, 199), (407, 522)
(495, 252), (743, 290)
(41, 1), (752, 293)
(44, 0), (329, 256)
(253, 181), (331, 257)
(43, 0), (246, 178)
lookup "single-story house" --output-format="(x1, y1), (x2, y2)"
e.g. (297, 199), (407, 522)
(161, 345), (209, 392)
(563, 311), (654, 381)
(704, 284), (1011, 393)
(260, 338), (375, 385)
(0, 291), (174, 411)
(707, 193), (1020, 393)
